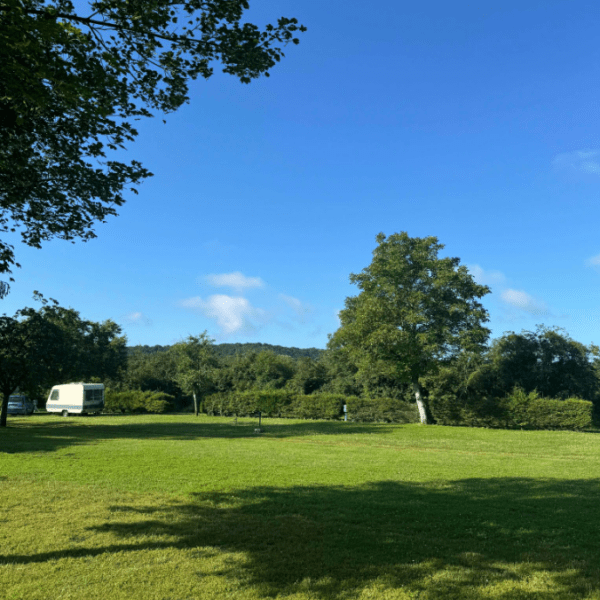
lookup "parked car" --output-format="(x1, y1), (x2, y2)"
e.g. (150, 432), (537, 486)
(7, 394), (34, 415)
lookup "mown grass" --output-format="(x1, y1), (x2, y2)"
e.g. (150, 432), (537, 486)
(2, 414), (600, 599)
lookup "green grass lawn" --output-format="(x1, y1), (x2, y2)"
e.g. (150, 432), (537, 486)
(2, 415), (600, 599)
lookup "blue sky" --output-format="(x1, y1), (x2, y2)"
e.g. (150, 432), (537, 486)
(5, 0), (600, 349)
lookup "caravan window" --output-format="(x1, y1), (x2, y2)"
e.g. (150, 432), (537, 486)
(50, 389), (59, 401)
(85, 388), (103, 402)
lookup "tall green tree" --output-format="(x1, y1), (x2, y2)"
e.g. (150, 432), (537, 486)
(115, 348), (183, 401)
(171, 332), (219, 415)
(328, 232), (491, 424)
(488, 326), (599, 402)
(37, 304), (127, 385)
(0, 308), (61, 426)
(0, 296), (127, 426)
(0, 0), (306, 290)
(217, 350), (296, 392)
(287, 356), (327, 395)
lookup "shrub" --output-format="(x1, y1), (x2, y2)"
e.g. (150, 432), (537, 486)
(501, 387), (593, 430)
(345, 396), (419, 423)
(104, 390), (174, 414)
(204, 391), (418, 422)
(205, 390), (297, 417)
(284, 393), (344, 420)
(204, 391), (343, 419)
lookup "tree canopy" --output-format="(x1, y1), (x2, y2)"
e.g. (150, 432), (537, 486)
(170, 332), (219, 415)
(486, 326), (599, 402)
(0, 0), (306, 290)
(0, 295), (127, 426)
(328, 232), (491, 424)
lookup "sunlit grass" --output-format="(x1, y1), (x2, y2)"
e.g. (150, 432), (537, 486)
(2, 414), (600, 599)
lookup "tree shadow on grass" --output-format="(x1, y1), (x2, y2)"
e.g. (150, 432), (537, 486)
(4, 477), (600, 598)
(0, 417), (400, 454)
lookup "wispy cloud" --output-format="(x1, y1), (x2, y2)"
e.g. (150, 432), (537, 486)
(279, 294), (313, 323)
(205, 271), (265, 292)
(585, 254), (600, 267)
(468, 264), (507, 288)
(180, 294), (269, 335)
(553, 150), (600, 175)
(122, 311), (152, 326)
(500, 289), (550, 316)
(469, 265), (555, 318)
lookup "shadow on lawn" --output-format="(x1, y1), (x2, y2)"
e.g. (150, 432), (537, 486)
(4, 477), (600, 598)
(0, 417), (398, 454)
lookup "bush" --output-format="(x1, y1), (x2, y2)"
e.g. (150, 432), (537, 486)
(345, 396), (419, 423)
(501, 387), (593, 430)
(203, 391), (419, 422)
(204, 390), (343, 420)
(284, 393), (345, 420)
(104, 390), (174, 414)
(204, 390), (297, 417)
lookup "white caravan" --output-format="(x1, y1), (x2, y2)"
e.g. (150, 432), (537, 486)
(46, 383), (105, 416)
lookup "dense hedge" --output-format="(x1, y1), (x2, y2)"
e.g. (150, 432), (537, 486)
(345, 396), (420, 423)
(203, 391), (418, 423)
(430, 386), (593, 430)
(204, 390), (296, 417)
(104, 390), (174, 414)
(428, 393), (505, 428)
(285, 393), (345, 420)
(501, 388), (593, 430)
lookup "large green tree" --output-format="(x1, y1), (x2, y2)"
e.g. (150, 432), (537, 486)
(0, 0), (305, 289)
(115, 348), (183, 400)
(171, 332), (219, 415)
(487, 326), (599, 402)
(0, 296), (127, 426)
(328, 232), (491, 424)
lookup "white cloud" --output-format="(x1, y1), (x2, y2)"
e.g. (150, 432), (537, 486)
(553, 150), (600, 175)
(180, 294), (268, 335)
(122, 312), (152, 326)
(468, 264), (507, 287)
(500, 289), (550, 316)
(279, 294), (313, 322)
(585, 254), (600, 267)
(205, 271), (264, 292)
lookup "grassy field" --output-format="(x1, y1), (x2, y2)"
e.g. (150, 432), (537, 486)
(2, 414), (600, 599)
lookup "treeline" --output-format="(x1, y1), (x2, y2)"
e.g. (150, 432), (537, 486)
(0, 296), (598, 432)
(0, 297), (126, 427)
(3, 231), (600, 432)
(105, 325), (599, 430)
(128, 342), (324, 360)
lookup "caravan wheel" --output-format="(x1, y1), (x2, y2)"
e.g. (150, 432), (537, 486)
(61, 410), (69, 417)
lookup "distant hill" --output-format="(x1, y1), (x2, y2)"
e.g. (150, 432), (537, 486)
(128, 342), (325, 360)
(213, 343), (324, 360)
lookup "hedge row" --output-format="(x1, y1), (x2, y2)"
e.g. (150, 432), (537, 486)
(345, 396), (420, 423)
(106, 386), (591, 430)
(501, 388), (593, 430)
(429, 387), (593, 430)
(203, 391), (419, 423)
(104, 390), (174, 414)
(204, 390), (344, 419)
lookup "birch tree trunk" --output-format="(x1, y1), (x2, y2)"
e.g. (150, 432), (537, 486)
(412, 381), (429, 424)
(192, 392), (199, 417)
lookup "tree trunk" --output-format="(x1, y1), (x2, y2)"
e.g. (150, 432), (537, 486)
(412, 381), (429, 424)
(0, 385), (16, 427)
(192, 392), (199, 417)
